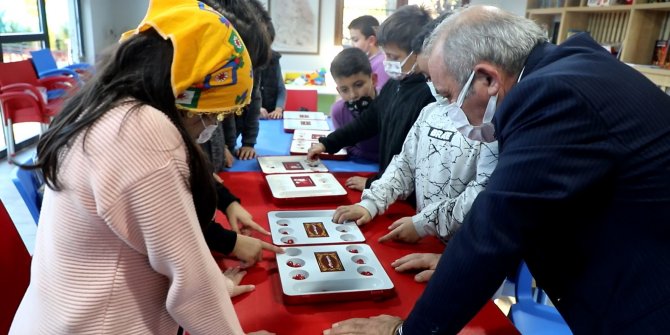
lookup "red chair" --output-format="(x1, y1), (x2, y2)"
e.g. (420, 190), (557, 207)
(0, 60), (76, 158)
(285, 88), (318, 112)
(0, 199), (31, 333)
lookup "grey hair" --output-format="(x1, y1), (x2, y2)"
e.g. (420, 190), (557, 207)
(425, 6), (547, 89)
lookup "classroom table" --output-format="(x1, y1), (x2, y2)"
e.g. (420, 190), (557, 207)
(215, 171), (519, 335)
(227, 119), (379, 173)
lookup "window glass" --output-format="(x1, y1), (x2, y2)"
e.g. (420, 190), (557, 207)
(1, 40), (44, 61)
(46, 0), (79, 66)
(0, 0), (42, 34)
(341, 0), (391, 46)
(407, 0), (470, 16)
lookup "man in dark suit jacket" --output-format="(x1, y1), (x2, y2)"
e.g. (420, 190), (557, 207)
(324, 5), (670, 335)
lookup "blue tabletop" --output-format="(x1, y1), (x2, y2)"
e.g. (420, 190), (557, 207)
(226, 119), (379, 173)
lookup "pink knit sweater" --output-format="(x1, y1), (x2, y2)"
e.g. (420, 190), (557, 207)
(10, 103), (244, 334)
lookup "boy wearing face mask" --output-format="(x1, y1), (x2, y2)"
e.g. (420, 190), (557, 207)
(348, 15), (389, 92)
(332, 11), (499, 285)
(309, 5), (434, 192)
(329, 48), (380, 162)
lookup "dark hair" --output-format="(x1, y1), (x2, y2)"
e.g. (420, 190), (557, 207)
(411, 10), (452, 54)
(330, 48), (372, 79)
(202, 0), (272, 69)
(34, 30), (217, 227)
(377, 5), (432, 53)
(348, 15), (380, 38)
(266, 21), (276, 42)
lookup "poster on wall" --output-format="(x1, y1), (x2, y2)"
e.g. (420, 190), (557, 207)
(269, 0), (321, 55)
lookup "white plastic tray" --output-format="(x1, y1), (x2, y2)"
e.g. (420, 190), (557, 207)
(265, 173), (347, 204)
(289, 139), (347, 156)
(276, 244), (395, 304)
(283, 111), (327, 120)
(283, 119), (330, 133)
(292, 129), (332, 141)
(268, 210), (365, 246)
(257, 156), (328, 174)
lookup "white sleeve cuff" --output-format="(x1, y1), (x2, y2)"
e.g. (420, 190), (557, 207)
(359, 199), (379, 219)
(411, 214), (430, 238)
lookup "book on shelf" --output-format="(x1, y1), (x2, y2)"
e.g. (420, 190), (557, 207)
(652, 39), (669, 68)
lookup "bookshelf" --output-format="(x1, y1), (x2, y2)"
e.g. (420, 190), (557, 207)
(526, 0), (670, 91)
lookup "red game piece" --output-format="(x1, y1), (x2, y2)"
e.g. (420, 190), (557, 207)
(292, 273), (306, 280)
(355, 259), (365, 264)
(287, 261), (301, 268)
(348, 249), (358, 253)
(286, 239), (294, 244)
(360, 271), (373, 276)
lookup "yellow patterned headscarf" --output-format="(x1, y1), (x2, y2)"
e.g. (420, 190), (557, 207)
(120, 0), (253, 119)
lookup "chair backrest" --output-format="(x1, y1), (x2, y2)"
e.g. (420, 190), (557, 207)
(285, 89), (318, 112)
(0, 199), (32, 334)
(509, 261), (572, 334)
(29, 49), (59, 75)
(0, 60), (40, 87)
(12, 159), (41, 224)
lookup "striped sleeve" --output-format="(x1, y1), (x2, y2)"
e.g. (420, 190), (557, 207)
(103, 159), (244, 335)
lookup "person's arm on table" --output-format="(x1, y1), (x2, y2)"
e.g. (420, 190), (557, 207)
(222, 116), (238, 154)
(206, 177), (282, 266)
(238, 84), (261, 159)
(267, 63), (286, 119)
(308, 100), (380, 159)
(407, 140), (498, 243)
(333, 121), (419, 225)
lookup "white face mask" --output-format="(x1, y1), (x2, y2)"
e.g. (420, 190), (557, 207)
(383, 51), (414, 80)
(196, 116), (219, 144)
(426, 81), (448, 106)
(447, 67), (525, 142)
(446, 70), (497, 142)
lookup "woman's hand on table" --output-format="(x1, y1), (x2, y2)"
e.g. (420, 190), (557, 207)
(222, 267), (255, 297)
(307, 142), (326, 160)
(378, 216), (420, 244)
(323, 315), (403, 335)
(333, 204), (372, 226)
(344, 176), (367, 191)
(232, 234), (285, 267)
(391, 252), (441, 283)
(267, 108), (283, 119)
(225, 201), (270, 236)
(236, 146), (256, 160)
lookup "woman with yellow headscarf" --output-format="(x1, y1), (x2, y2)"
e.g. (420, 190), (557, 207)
(10, 0), (273, 334)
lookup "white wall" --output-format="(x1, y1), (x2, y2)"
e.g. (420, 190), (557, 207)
(79, 0), (148, 64)
(279, 0), (527, 74)
(470, 0), (527, 16)
(78, 0), (525, 70)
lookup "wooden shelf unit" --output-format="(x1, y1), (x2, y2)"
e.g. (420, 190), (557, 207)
(526, 0), (670, 90)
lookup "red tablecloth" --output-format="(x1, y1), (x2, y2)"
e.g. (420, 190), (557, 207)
(217, 172), (519, 335)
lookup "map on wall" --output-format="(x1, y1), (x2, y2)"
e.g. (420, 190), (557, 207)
(269, 0), (321, 54)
